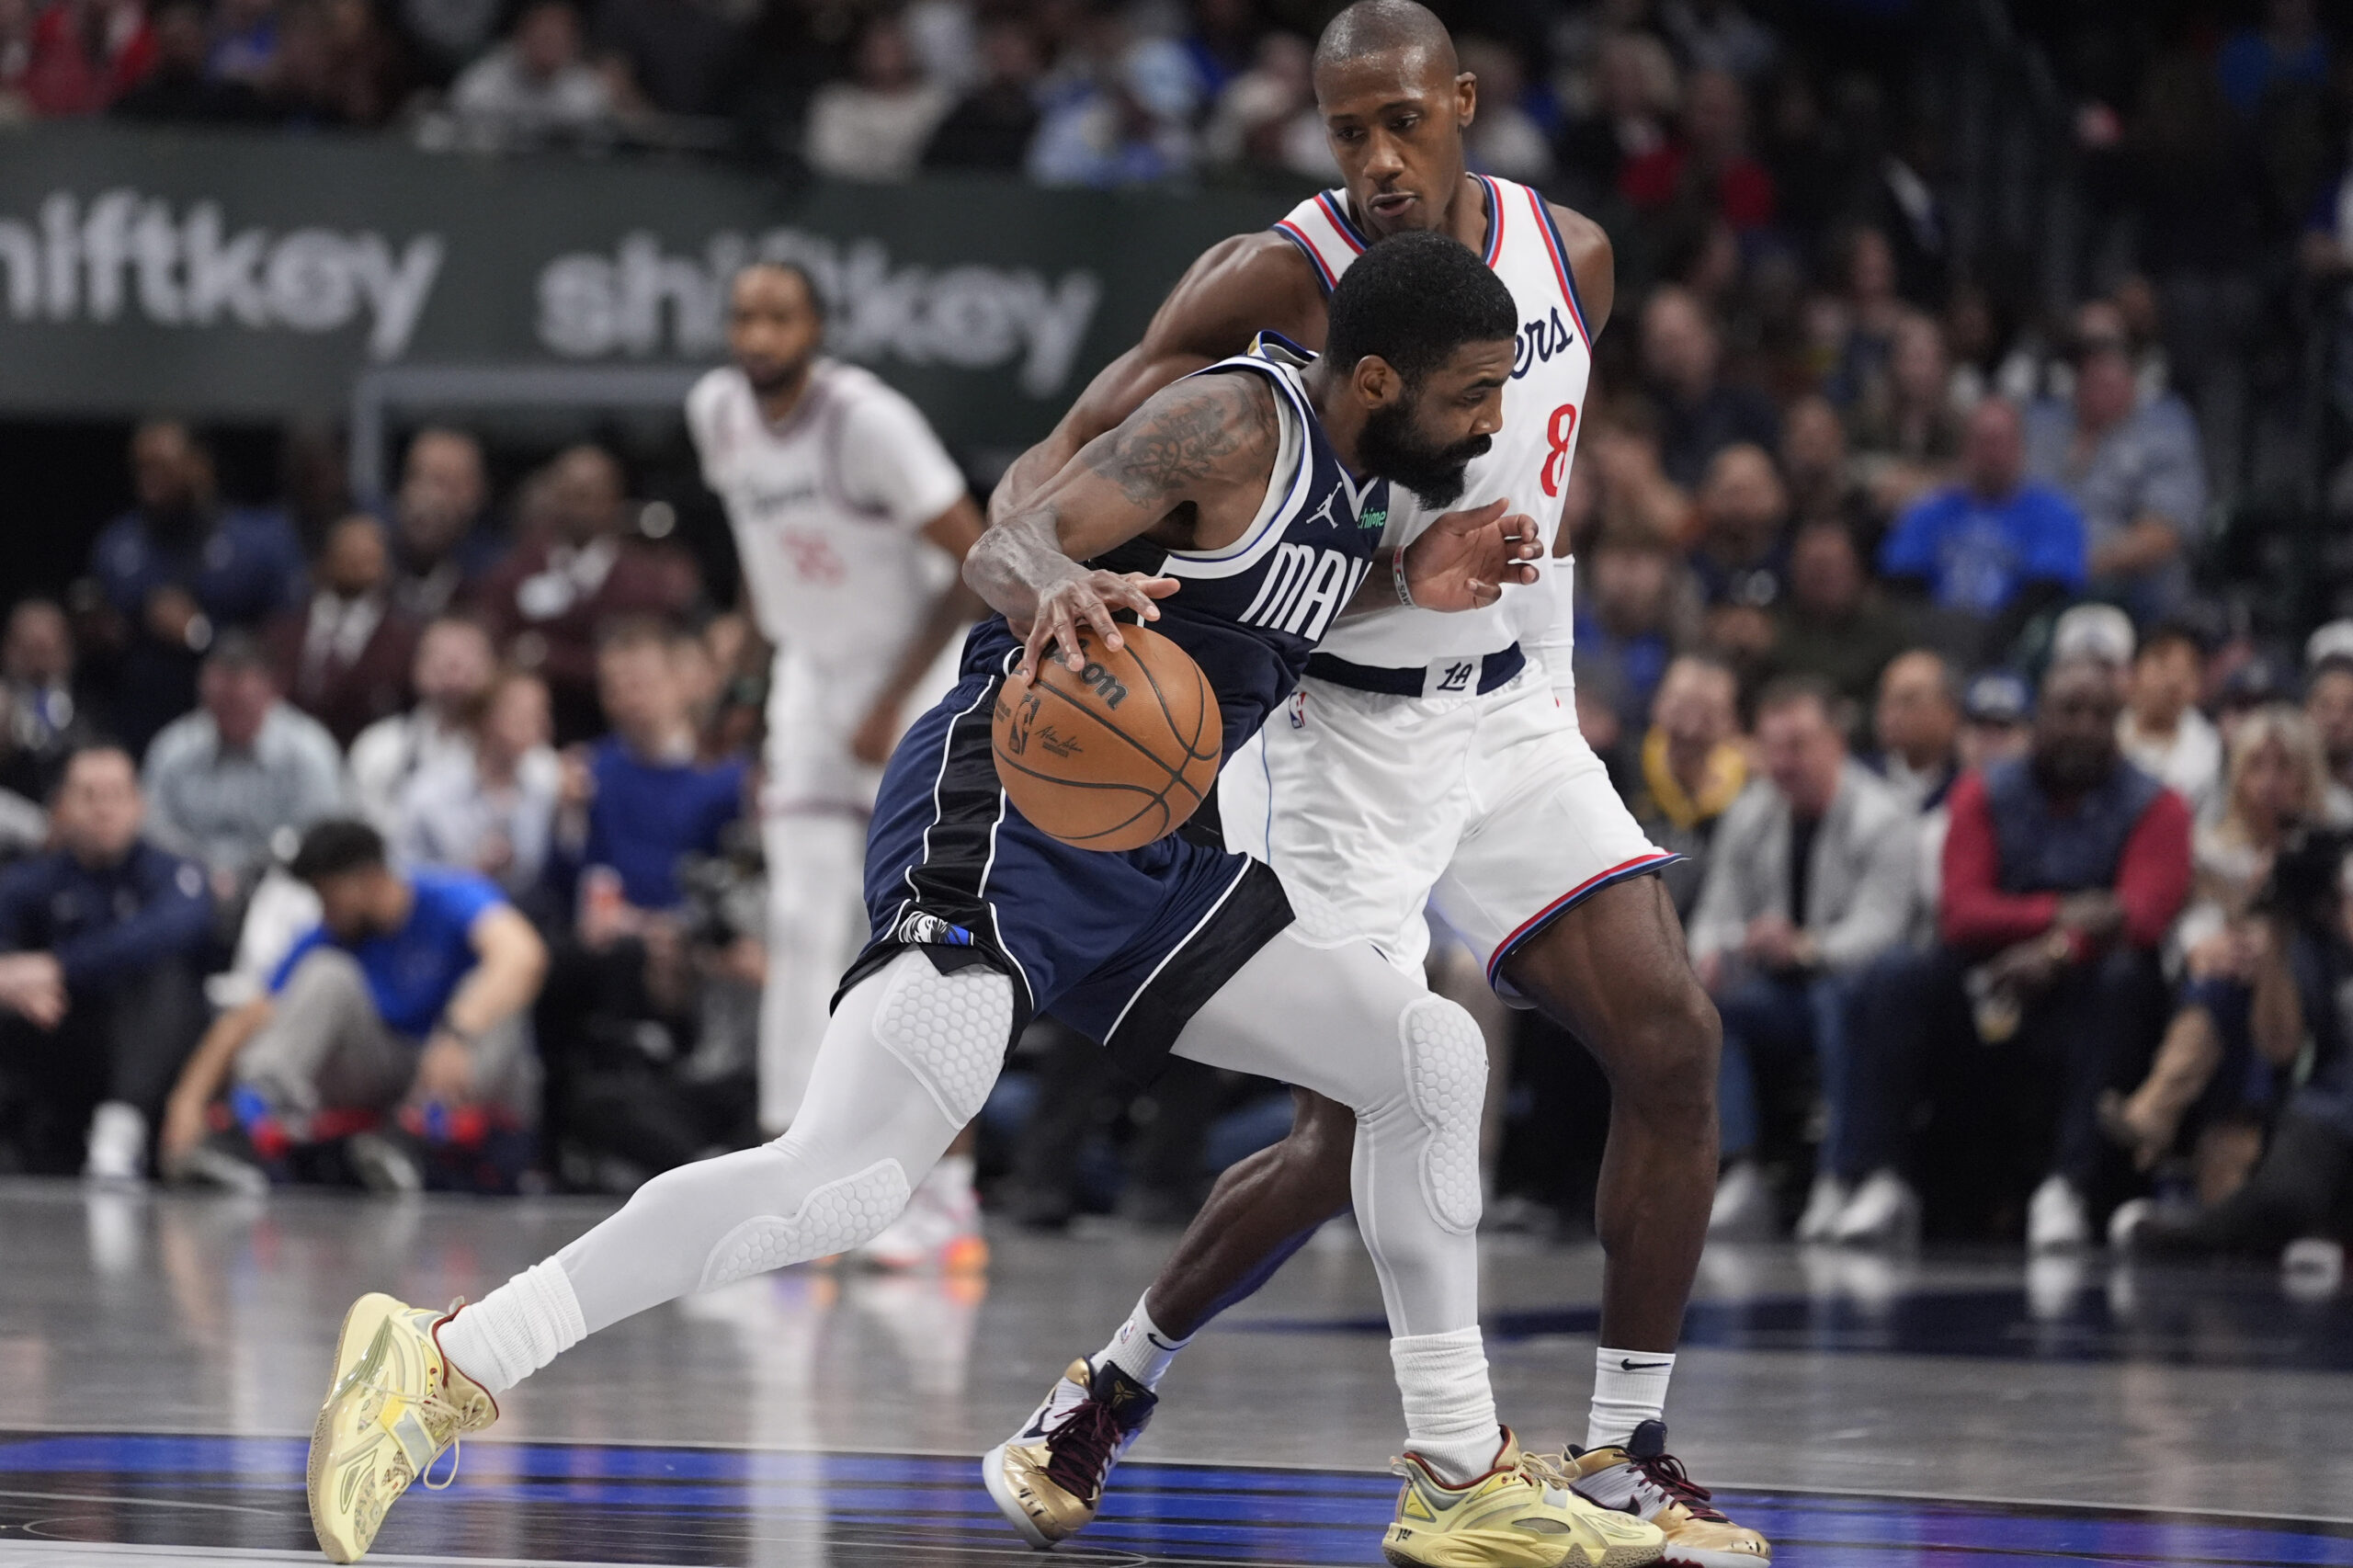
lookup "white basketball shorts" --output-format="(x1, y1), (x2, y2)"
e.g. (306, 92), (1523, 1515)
(1217, 664), (1675, 1000)
(764, 640), (965, 817)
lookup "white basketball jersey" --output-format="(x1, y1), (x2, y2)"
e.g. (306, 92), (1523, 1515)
(1270, 176), (1593, 665)
(687, 359), (966, 672)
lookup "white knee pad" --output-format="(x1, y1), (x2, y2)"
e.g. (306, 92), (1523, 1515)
(698, 1157), (912, 1290)
(871, 960), (1014, 1127)
(1400, 996), (1487, 1234)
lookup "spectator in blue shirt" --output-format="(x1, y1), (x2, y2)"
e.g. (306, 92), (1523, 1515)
(83, 420), (307, 755)
(1879, 397), (2086, 646)
(534, 622), (753, 1185)
(553, 619), (747, 928)
(0, 745), (211, 1180)
(160, 819), (547, 1192)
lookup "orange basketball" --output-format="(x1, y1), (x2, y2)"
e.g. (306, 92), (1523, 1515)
(992, 622), (1222, 851)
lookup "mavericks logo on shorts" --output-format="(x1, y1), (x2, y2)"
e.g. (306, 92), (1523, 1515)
(894, 909), (976, 948)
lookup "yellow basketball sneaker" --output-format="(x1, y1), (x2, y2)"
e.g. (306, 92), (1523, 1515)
(983, 1357), (1157, 1546)
(306, 1293), (498, 1563)
(1383, 1428), (1665, 1568)
(1533, 1421), (1770, 1567)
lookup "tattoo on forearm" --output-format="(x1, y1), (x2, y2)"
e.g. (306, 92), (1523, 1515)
(1087, 377), (1274, 509)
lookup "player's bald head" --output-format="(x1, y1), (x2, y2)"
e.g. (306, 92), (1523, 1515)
(1313, 0), (1457, 85)
(1308, 0), (1471, 238)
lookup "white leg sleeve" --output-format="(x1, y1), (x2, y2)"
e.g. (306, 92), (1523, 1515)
(758, 811), (871, 1135)
(558, 951), (1001, 1335)
(1170, 929), (1486, 1337)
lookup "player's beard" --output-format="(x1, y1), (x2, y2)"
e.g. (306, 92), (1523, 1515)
(741, 353), (813, 398)
(1357, 396), (1492, 509)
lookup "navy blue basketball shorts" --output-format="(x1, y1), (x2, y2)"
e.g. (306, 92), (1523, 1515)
(838, 665), (1293, 1078)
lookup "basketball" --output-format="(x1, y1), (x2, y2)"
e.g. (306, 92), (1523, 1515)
(991, 622), (1222, 851)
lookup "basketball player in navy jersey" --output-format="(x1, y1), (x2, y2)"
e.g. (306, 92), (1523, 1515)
(987, 3), (1764, 1563)
(303, 234), (1663, 1568)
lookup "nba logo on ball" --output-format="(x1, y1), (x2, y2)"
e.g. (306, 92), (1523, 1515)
(999, 690), (1041, 756)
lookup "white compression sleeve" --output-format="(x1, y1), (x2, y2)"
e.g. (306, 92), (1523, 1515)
(554, 951), (983, 1336)
(1171, 929), (1486, 1337)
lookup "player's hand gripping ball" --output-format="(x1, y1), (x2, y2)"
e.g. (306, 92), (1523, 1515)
(992, 622), (1222, 851)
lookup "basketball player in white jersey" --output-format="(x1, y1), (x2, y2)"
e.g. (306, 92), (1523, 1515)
(686, 262), (986, 1269)
(982, 5), (1765, 1563)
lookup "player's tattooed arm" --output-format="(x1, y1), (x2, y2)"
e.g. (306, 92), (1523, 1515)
(965, 372), (1279, 679)
(1081, 371), (1279, 510)
(989, 231), (1322, 528)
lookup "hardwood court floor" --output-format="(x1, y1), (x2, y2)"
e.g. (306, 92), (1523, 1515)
(1, 1180), (2348, 1565)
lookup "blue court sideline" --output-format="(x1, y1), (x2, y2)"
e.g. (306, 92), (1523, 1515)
(2, 1433), (2348, 1568)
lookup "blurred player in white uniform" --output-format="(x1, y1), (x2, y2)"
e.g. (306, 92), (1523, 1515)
(686, 261), (986, 1267)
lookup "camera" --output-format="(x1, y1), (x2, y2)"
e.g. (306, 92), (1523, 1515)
(2254, 826), (2353, 928)
(675, 823), (767, 949)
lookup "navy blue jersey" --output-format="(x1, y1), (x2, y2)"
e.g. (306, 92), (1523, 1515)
(961, 335), (1390, 761)
(847, 335), (1388, 1073)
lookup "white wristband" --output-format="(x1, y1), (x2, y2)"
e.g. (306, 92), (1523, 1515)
(1392, 551), (1415, 608)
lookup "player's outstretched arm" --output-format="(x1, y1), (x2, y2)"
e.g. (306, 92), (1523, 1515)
(1339, 500), (1541, 619)
(991, 234), (1321, 529)
(966, 371), (1280, 680)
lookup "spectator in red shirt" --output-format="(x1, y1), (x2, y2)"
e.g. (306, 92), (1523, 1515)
(1619, 65), (1776, 234)
(24, 0), (154, 114)
(1826, 654), (2190, 1252)
(476, 445), (698, 744)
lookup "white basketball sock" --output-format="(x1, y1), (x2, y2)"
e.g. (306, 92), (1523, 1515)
(438, 1259), (586, 1396)
(1096, 1293), (1193, 1391)
(1392, 1327), (1501, 1485)
(1587, 1346), (1675, 1451)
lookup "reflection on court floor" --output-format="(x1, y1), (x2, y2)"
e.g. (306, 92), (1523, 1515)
(1234, 1258), (2353, 1367)
(1, 1433), (2349, 1568)
(5, 1183), (2353, 1562)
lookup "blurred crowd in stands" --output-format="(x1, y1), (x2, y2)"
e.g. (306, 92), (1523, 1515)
(0, 415), (1303, 1221)
(2, 0), (2353, 1269)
